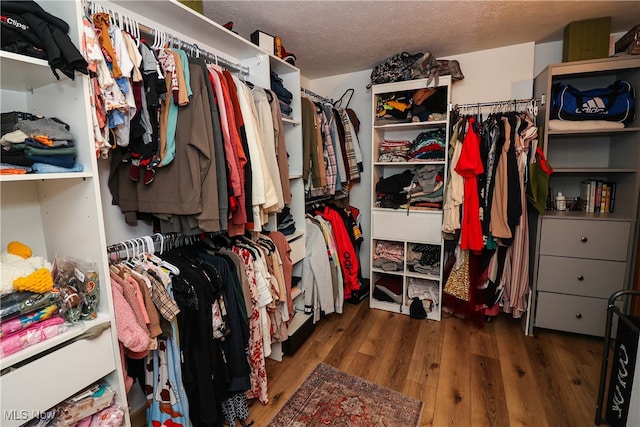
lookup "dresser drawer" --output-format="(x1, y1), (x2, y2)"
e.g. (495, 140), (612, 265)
(535, 292), (609, 336)
(372, 210), (442, 244)
(0, 322), (116, 426)
(539, 219), (630, 261)
(537, 255), (626, 298)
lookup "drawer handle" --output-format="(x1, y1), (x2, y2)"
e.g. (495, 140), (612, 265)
(576, 313), (582, 319)
(577, 275), (584, 281)
(580, 237), (588, 243)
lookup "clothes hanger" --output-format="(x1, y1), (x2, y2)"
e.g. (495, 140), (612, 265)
(144, 233), (180, 275)
(257, 236), (276, 253)
(131, 239), (146, 268)
(119, 240), (137, 269)
(333, 88), (354, 109)
(151, 28), (159, 50)
(129, 17), (138, 46)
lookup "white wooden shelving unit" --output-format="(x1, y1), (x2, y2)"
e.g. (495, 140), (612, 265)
(267, 54), (307, 361)
(368, 77), (451, 321)
(0, 2), (128, 425)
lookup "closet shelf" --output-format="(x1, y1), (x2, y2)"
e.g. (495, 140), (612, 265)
(551, 167), (637, 174)
(0, 314), (112, 370)
(548, 127), (640, 136)
(286, 311), (312, 336)
(269, 54), (299, 74)
(371, 268), (404, 277)
(282, 117), (301, 126)
(373, 161), (445, 167)
(544, 55), (640, 77)
(290, 286), (302, 300)
(405, 271), (440, 281)
(0, 171), (93, 182)
(0, 50), (68, 91)
(369, 299), (404, 314)
(541, 210), (635, 221)
(285, 230), (304, 242)
(371, 207), (443, 214)
(373, 120), (447, 131)
(369, 298), (441, 320)
(108, 0), (265, 61)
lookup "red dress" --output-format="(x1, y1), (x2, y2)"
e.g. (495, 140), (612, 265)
(454, 117), (484, 253)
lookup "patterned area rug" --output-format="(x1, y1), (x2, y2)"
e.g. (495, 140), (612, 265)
(268, 362), (424, 426)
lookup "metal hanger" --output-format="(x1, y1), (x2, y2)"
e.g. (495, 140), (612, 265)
(333, 88), (354, 109)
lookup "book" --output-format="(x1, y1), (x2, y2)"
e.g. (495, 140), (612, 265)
(587, 179), (597, 212)
(600, 182), (608, 213)
(603, 182), (611, 213)
(609, 182), (617, 213)
(580, 181), (591, 212)
(594, 180), (602, 212)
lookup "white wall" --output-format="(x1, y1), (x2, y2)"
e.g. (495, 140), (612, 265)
(442, 42), (535, 104)
(534, 40), (563, 77)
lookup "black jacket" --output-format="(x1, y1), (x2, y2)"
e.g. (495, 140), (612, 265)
(1, 1), (88, 79)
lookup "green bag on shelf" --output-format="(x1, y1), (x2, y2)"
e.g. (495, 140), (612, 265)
(527, 145), (553, 213)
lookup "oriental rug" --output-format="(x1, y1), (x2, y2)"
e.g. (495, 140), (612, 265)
(268, 362), (424, 426)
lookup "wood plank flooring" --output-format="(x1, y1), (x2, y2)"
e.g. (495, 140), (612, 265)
(248, 301), (607, 427)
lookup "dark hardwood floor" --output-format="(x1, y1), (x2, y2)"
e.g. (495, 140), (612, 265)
(248, 301), (607, 427)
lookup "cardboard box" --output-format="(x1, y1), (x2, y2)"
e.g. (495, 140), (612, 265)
(563, 17), (611, 62)
(250, 30), (275, 55)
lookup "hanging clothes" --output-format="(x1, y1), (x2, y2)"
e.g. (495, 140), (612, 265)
(455, 116), (484, 253)
(443, 108), (536, 321)
(138, 62), (222, 232)
(502, 116), (537, 318)
(232, 244), (268, 404)
(302, 217), (336, 323)
(252, 86), (285, 213)
(266, 89), (292, 205)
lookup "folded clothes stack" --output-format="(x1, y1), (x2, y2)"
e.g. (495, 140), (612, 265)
(407, 164), (444, 209)
(373, 275), (403, 304)
(407, 277), (439, 313)
(271, 71), (294, 119)
(378, 139), (411, 162)
(407, 243), (440, 275)
(372, 240), (404, 272)
(410, 128), (446, 161)
(0, 112), (82, 174)
(277, 206), (296, 235)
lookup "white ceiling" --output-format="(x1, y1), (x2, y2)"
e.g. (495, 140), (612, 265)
(202, 1), (640, 79)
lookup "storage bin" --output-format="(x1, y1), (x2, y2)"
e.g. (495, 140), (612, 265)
(563, 17), (611, 62)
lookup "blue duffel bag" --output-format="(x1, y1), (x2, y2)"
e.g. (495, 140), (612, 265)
(551, 80), (635, 123)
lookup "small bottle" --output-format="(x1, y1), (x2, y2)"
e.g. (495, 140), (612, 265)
(556, 191), (566, 211)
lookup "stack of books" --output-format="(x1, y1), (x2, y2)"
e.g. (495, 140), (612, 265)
(580, 180), (616, 213)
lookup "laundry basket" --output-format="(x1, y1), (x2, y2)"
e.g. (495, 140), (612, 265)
(595, 290), (640, 426)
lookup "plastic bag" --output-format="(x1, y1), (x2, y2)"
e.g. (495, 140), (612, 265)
(52, 257), (100, 322)
(527, 146), (553, 213)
